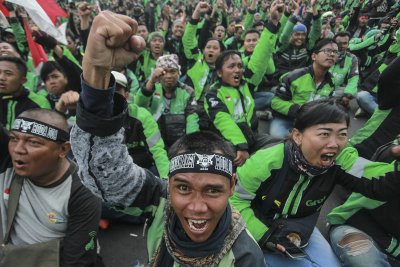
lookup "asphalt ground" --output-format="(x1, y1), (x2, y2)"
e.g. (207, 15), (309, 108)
(98, 99), (368, 267)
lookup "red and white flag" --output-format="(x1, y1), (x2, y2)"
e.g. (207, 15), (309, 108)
(5, 0), (68, 44)
(22, 18), (48, 71)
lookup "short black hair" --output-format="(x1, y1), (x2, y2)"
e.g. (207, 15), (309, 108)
(168, 131), (235, 160)
(0, 56), (27, 77)
(244, 28), (261, 38)
(201, 37), (225, 52)
(312, 38), (337, 54)
(215, 50), (241, 71)
(252, 21), (264, 28)
(334, 31), (351, 40)
(40, 61), (67, 82)
(293, 99), (350, 132)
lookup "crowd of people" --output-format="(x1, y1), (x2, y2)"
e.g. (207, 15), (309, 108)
(0, 0), (400, 266)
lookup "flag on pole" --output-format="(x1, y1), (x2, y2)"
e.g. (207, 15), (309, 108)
(6, 0), (68, 44)
(22, 18), (48, 72)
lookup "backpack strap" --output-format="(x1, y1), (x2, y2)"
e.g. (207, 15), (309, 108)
(3, 175), (24, 244)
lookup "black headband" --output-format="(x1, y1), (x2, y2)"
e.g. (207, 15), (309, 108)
(169, 152), (233, 179)
(11, 117), (70, 143)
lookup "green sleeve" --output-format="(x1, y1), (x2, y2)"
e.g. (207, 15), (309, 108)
(271, 74), (297, 116)
(243, 9), (254, 34)
(307, 15), (322, 50)
(343, 55), (359, 96)
(230, 144), (285, 241)
(159, 28), (167, 38)
(134, 88), (153, 109)
(278, 13), (289, 37)
(28, 92), (51, 109)
(278, 16), (295, 52)
(10, 18), (28, 56)
(328, 147), (394, 224)
(186, 113), (200, 134)
(204, 89), (248, 149)
(271, 95), (293, 116)
(126, 69), (140, 100)
(24, 71), (39, 92)
(341, 15), (350, 29)
(138, 106), (170, 179)
(182, 85), (200, 134)
(344, 75), (359, 96)
(245, 21), (279, 86)
(60, 45), (81, 68)
(182, 20), (200, 60)
(349, 35), (377, 51)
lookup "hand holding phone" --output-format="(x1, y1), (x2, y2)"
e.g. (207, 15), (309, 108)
(277, 236), (307, 259)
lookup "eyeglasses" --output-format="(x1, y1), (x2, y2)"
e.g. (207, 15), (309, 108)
(318, 49), (339, 56)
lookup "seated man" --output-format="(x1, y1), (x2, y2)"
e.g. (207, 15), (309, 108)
(0, 56), (51, 130)
(112, 70), (169, 178)
(270, 39), (337, 138)
(0, 109), (101, 266)
(330, 31), (359, 109)
(134, 54), (199, 147)
(71, 10), (265, 266)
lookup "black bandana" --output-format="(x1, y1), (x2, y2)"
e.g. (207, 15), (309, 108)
(169, 152), (233, 179)
(287, 139), (333, 177)
(11, 117), (70, 143)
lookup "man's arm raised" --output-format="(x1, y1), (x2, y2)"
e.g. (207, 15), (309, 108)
(82, 11), (145, 90)
(71, 11), (164, 208)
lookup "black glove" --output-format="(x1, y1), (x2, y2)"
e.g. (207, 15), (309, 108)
(32, 30), (58, 50)
(3, 1), (14, 12)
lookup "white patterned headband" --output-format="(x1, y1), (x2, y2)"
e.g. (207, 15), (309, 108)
(169, 152), (233, 179)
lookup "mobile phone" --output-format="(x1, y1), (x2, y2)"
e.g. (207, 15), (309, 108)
(278, 238), (307, 259)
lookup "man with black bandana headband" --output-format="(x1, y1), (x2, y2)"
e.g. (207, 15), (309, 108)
(0, 108), (102, 266)
(71, 10), (265, 267)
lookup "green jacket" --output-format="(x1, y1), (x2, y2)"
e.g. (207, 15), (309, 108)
(182, 18), (214, 101)
(71, 94), (266, 267)
(1, 89), (51, 130)
(133, 49), (166, 81)
(330, 51), (359, 96)
(134, 82), (199, 135)
(205, 82), (255, 150)
(230, 144), (400, 245)
(277, 14), (321, 53)
(271, 66), (335, 118)
(242, 20), (280, 87)
(125, 103), (169, 178)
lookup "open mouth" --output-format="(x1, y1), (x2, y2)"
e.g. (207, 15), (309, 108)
(187, 219), (208, 232)
(320, 153), (335, 167)
(233, 74), (241, 83)
(14, 159), (27, 169)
